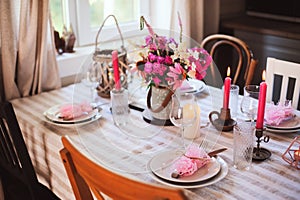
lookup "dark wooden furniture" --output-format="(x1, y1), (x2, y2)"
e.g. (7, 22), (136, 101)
(221, 15), (300, 85)
(0, 101), (60, 200)
(201, 34), (258, 94)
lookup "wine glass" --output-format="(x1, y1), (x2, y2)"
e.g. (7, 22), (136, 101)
(81, 60), (102, 105)
(240, 85), (260, 125)
(169, 92), (197, 148)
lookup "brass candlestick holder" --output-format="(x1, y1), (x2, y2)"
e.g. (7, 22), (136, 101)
(209, 108), (236, 131)
(252, 128), (271, 161)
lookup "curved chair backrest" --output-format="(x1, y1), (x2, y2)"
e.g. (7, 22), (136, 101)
(266, 57), (300, 110)
(60, 136), (188, 200)
(0, 101), (60, 200)
(201, 34), (258, 93)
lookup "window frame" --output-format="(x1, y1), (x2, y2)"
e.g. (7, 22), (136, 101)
(64, 0), (150, 47)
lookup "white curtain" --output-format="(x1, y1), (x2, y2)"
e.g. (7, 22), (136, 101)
(0, 0), (61, 101)
(149, 0), (204, 46)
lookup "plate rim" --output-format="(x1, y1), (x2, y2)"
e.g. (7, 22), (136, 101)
(148, 150), (221, 183)
(148, 156), (228, 189)
(43, 112), (102, 127)
(44, 103), (99, 124)
(179, 79), (205, 94)
(265, 111), (300, 130)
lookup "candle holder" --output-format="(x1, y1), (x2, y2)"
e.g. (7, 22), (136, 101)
(282, 136), (300, 170)
(252, 128), (272, 161)
(209, 108), (237, 131)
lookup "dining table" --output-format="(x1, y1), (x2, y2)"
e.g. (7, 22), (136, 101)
(10, 76), (300, 200)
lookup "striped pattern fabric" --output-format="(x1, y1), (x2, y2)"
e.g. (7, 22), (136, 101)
(11, 82), (300, 200)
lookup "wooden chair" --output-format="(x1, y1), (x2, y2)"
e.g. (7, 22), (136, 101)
(265, 57), (300, 110)
(60, 136), (188, 200)
(0, 101), (60, 200)
(200, 34), (258, 93)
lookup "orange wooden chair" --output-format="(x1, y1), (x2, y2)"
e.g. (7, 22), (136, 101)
(60, 136), (188, 200)
(201, 34), (258, 93)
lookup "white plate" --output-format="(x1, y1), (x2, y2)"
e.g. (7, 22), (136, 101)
(265, 110), (300, 131)
(148, 156), (228, 189)
(179, 79), (206, 94)
(148, 150), (221, 183)
(44, 112), (102, 127)
(266, 127), (300, 133)
(44, 103), (99, 124)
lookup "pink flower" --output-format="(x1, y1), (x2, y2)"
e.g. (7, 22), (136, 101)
(167, 63), (185, 89)
(157, 56), (165, 63)
(195, 70), (207, 80)
(138, 16), (212, 90)
(144, 62), (153, 74)
(152, 63), (166, 76)
(164, 56), (173, 65)
(152, 76), (161, 85)
(148, 53), (157, 62)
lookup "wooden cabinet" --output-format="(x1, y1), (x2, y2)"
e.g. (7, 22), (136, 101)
(220, 15), (300, 85)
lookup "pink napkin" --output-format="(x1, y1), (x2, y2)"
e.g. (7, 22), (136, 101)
(265, 101), (295, 125)
(59, 102), (93, 120)
(172, 144), (210, 177)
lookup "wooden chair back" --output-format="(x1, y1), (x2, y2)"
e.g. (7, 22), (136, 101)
(266, 57), (300, 110)
(201, 34), (258, 93)
(0, 101), (60, 200)
(60, 136), (188, 200)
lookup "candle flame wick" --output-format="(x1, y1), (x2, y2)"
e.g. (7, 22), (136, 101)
(262, 70), (266, 81)
(227, 67), (230, 77)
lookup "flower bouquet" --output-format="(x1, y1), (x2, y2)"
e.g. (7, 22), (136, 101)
(135, 15), (212, 121)
(136, 15), (212, 91)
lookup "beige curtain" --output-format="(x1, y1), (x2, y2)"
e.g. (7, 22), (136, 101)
(150, 0), (204, 46)
(0, 0), (61, 101)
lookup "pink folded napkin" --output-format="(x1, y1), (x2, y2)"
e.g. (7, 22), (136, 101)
(265, 101), (295, 126)
(59, 102), (93, 120)
(172, 144), (210, 177)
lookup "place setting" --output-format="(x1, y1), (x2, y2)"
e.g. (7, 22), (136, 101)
(147, 144), (228, 188)
(43, 102), (102, 127)
(264, 101), (300, 133)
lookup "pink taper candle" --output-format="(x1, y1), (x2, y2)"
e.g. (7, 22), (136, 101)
(112, 50), (121, 90)
(223, 77), (231, 109)
(256, 82), (267, 129)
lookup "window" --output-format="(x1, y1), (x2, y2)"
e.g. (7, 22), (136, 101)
(50, 0), (150, 47)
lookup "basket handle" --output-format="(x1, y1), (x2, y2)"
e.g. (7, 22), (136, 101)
(94, 15), (125, 52)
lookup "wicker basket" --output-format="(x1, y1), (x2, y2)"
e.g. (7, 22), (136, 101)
(94, 15), (129, 98)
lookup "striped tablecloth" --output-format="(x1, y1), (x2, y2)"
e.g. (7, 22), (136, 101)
(11, 81), (300, 200)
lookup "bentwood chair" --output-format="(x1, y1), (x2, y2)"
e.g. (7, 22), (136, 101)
(0, 101), (60, 200)
(200, 34), (258, 94)
(265, 57), (300, 110)
(60, 136), (188, 200)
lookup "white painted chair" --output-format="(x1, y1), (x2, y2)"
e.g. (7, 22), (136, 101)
(265, 57), (300, 110)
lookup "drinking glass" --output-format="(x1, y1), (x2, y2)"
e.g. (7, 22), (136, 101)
(233, 121), (255, 170)
(169, 93), (197, 146)
(240, 85), (260, 124)
(81, 60), (102, 104)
